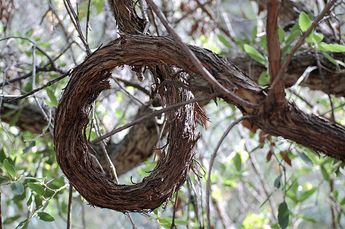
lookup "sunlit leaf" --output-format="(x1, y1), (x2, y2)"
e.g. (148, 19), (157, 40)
(299, 187), (316, 202)
(320, 165), (330, 181)
(318, 42), (345, 52)
(3, 159), (16, 178)
(46, 87), (58, 107)
(243, 44), (266, 65)
(298, 12), (312, 32)
(233, 153), (242, 171)
(258, 71), (270, 86)
(217, 34), (232, 48)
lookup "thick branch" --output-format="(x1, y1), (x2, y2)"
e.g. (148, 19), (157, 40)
(74, 35), (345, 159)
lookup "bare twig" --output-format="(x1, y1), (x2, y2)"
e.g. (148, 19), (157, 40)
(8, 71), (70, 103)
(93, 107), (119, 183)
(269, 0), (337, 94)
(63, 0), (91, 55)
(115, 77), (150, 95)
(194, 0), (236, 43)
(145, 0), (257, 109)
(170, 191), (179, 229)
(125, 213), (137, 229)
(85, 0), (92, 43)
(206, 115), (252, 229)
(67, 184), (73, 229)
(0, 192), (2, 229)
(93, 93), (218, 143)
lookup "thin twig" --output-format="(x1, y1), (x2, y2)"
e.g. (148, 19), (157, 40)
(206, 115), (252, 229)
(8, 71), (70, 103)
(194, 0), (236, 43)
(85, 0), (92, 43)
(170, 191), (179, 229)
(63, 0), (91, 55)
(67, 184), (73, 229)
(0, 36), (56, 68)
(0, 192), (2, 229)
(125, 213), (137, 229)
(269, 0), (337, 93)
(93, 107), (119, 183)
(93, 93), (218, 143)
(145, 0), (256, 109)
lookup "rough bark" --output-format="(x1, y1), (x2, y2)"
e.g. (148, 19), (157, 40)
(54, 34), (345, 178)
(54, 48), (199, 210)
(1, 0), (344, 181)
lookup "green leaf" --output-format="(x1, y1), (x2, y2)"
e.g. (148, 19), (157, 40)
(15, 219), (28, 229)
(0, 149), (6, 163)
(258, 71), (270, 86)
(274, 174), (282, 188)
(278, 202), (289, 229)
(299, 187), (316, 202)
(233, 153), (242, 171)
(297, 151), (313, 166)
(3, 159), (16, 178)
(93, 0), (104, 13)
(46, 88), (58, 107)
(3, 215), (21, 224)
(27, 182), (45, 195)
(298, 12), (312, 32)
(11, 182), (25, 195)
(217, 34), (232, 48)
(320, 165), (330, 181)
(37, 212), (55, 222)
(243, 44), (266, 65)
(306, 32), (324, 43)
(285, 24), (300, 46)
(0, 175), (10, 184)
(318, 42), (345, 52)
(278, 27), (285, 43)
(157, 217), (172, 228)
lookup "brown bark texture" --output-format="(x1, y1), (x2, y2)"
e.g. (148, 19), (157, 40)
(53, 35), (345, 211)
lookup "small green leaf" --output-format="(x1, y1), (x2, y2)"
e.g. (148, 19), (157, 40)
(274, 174), (282, 188)
(0, 149), (6, 163)
(217, 34), (232, 48)
(93, 0), (104, 13)
(297, 151), (313, 166)
(306, 32), (324, 43)
(285, 25), (300, 46)
(243, 44), (266, 65)
(278, 27), (285, 43)
(37, 212), (55, 222)
(299, 12), (312, 32)
(278, 201), (289, 229)
(46, 88), (58, 107)
(320, 165), (330, 181)
(0, 175), (10, 184)
(3, 159), (16, 178)
(258, 71), (270, 86)
(299, 188), (316, 202)
(233, 153), (242, 171)
(3, 215), (21, 224)
(318, 42), (345, 52)
(27, 183), (45, 195)
(15, 219), (28, 229)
